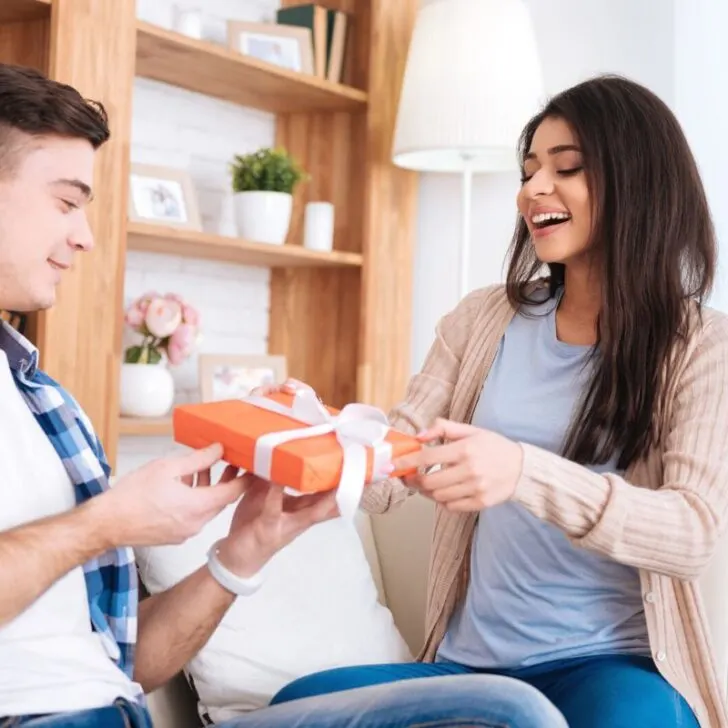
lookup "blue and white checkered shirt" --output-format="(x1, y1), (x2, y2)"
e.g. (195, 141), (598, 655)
(0, 321), (138, 679)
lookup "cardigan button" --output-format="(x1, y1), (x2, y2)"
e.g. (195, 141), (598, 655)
(656, 650), (667, 662)
(644, 591), (656, 604)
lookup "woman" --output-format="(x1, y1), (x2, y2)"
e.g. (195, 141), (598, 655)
(268, 75), (728, 728)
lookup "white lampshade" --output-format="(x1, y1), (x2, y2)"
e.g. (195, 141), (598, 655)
(392, 0), (545, 173)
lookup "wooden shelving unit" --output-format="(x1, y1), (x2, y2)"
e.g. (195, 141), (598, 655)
(0, 0), (50, 23)
(136, 22), (368, 114)
(128, 222), (363, 269)
(0, 0), (419, 467)
(119, 417), (173, 437)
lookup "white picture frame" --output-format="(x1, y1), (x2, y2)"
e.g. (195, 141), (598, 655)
(226, 20), (314, 75)
(199, 354), (288, 403)
(128, 163), (202, 230)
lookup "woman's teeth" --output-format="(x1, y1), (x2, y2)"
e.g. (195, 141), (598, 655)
(532, 211), (571, 227)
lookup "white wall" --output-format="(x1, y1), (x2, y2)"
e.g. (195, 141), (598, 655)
(673, 0), (728, 313)
(410, 0), (676, 372)
(118, 0), (280, 475)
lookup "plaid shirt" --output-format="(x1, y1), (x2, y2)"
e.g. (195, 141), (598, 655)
(1, 322), (138, 679)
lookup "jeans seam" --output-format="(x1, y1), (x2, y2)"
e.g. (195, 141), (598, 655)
(114, 704), (133, 728)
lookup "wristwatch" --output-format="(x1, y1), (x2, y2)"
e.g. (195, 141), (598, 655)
(206, 539), (265, 597)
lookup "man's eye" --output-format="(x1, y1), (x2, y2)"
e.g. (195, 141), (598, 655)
(62, 199), (79, 211)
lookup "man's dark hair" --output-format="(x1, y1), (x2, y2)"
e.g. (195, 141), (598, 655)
(0, 64), (110, 173)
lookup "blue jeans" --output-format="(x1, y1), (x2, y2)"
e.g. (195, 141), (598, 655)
(225, 673), (566, 727)
(0, 699), (152, 727)
(1, 679), (565, 728)
(268, 654), (699, 728)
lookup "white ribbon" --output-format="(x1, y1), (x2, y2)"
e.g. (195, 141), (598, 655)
(242, 388), (393, 521)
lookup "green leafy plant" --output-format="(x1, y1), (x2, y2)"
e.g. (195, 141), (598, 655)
(230, 147), (308, 195)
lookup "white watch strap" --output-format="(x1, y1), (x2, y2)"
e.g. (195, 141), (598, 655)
(206, 539), (264, 597)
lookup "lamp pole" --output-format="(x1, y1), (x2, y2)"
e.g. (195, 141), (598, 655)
(459, 153), (474, 301)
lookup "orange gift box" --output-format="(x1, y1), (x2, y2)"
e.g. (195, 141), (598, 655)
(172, 391), (422, 494)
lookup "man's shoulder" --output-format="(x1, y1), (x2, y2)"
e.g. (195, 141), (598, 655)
(28, 366), (109, 469)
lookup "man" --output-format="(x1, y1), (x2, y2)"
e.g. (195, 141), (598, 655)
(0, 64), (566, 728)
(0, 61), (342, 726)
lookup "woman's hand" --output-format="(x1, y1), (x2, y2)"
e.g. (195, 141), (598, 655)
(393, 419), (525, 512)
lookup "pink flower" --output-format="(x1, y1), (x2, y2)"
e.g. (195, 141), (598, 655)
(145, 297), (182, 338)
(181, 303), (200, 327)
(124, 303), (145, 329)
(167, 323), (197, 365)
(138, 291), (160, 314)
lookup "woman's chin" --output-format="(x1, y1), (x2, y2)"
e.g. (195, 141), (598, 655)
(532, 235), (584, 265)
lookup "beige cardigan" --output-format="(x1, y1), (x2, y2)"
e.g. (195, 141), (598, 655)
(362, 283), (728, 728)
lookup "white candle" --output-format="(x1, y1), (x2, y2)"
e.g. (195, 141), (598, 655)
(172, 6), (203, 39)
(303, 202), (335, 252)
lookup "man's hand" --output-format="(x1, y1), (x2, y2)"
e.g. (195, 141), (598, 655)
(216, 476), (340, 577)
(94, 443), (246, 548)
(134, 467), (339, 692)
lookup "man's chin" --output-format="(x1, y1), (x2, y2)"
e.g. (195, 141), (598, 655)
(3, 295), (56, 314)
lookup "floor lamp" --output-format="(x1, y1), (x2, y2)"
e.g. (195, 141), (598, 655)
(392, 0), (545, 301)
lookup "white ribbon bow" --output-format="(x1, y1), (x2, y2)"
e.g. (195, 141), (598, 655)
(242, 387), (393, 521)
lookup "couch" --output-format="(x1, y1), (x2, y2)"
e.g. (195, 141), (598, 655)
(145, 496), (728, 727)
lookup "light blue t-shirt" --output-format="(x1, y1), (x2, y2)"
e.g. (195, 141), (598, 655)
(436, 293), (650, 669)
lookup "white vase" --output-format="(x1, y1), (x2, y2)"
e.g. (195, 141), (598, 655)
(233, 190), (293, 245)
(119, 362), (175, 418)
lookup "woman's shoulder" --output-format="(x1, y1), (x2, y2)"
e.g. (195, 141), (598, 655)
(450, 278), (549, 320)
(687, 304), (728, 357)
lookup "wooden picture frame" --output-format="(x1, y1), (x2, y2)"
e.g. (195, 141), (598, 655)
(128, 163), (202, 230)
(199, 354), (288, 403)
(226, 20), (314, 75)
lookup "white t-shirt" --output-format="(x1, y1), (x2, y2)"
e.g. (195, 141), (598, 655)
(0, 351), (141, 716)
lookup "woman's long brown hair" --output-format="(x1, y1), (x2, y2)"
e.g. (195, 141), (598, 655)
(506, 75), (716, 470)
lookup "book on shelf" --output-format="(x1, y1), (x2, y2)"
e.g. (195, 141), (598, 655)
(276, 4), (349, 83)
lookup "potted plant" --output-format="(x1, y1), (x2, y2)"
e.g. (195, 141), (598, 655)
(120, 292), (200, 418)
(230, 146), (307, 245)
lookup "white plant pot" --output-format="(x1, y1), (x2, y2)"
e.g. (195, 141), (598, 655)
(119, 362), (175, 418)
(234, 190), (293, 245)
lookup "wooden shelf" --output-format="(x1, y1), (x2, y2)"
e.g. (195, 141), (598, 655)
(135, 22), (368, 114)
(127, 222), (363, 269)
(0, 0), (50, 23)
(119, 417), (172, 437)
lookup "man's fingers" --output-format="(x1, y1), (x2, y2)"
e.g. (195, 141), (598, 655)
(198, 475), (247, 514)
(285, 491), (339, 526)
(170, 443), (224, 477)
(283, 491), (330, 513)
(219, 464), (240, 483)
(260, 481), (284, 519)
(197, 468), (211, 488)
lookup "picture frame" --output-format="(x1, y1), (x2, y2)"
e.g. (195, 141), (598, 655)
(199, 354), (288, 403)
(128, 163), (202, 230)
(226, 20), (314, 75)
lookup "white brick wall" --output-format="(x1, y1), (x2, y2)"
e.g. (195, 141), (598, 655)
(118, 0), (280, 476)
